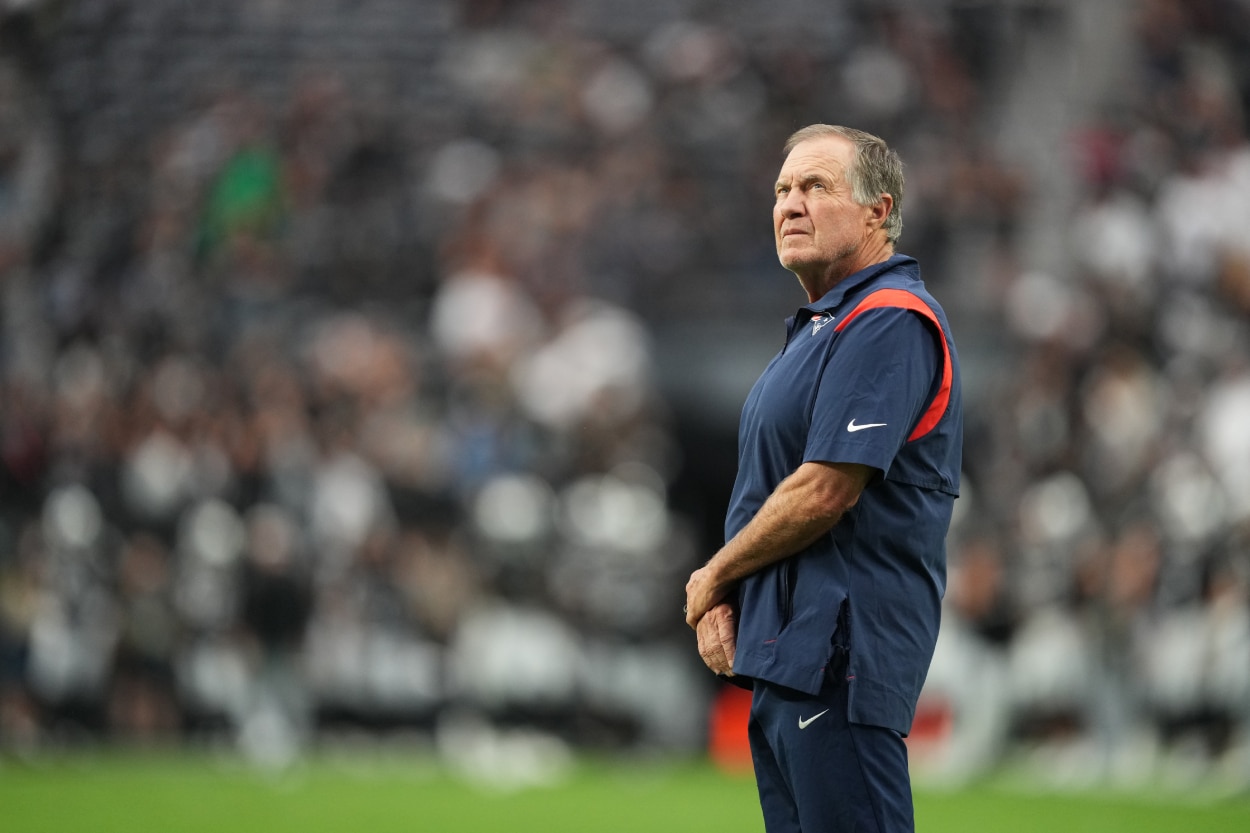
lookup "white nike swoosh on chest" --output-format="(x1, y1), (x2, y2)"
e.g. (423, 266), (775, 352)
(847, 419), (887, 432)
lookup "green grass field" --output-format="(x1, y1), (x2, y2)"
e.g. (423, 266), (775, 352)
(2, 750), (1249, 833)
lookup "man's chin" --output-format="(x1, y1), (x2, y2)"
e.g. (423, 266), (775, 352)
(778, 251), (814, 272)
(781, 259), (827, 284)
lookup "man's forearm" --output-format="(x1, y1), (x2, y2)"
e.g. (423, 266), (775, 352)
(685, 460), (873, 627)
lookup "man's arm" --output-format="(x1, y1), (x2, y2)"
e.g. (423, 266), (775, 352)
(685, 459), (874, 630)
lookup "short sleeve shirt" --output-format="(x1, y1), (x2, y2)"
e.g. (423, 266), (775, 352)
(726, 255), (963, 735)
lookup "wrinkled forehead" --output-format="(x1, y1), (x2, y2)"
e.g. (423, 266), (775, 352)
(777, 136), (856, 183)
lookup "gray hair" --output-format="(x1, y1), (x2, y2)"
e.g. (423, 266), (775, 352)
(783, 124), (904, 243)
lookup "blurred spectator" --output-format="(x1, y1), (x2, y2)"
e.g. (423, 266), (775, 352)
(108, 532), (180, 741)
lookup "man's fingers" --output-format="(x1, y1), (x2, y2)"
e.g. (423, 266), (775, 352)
(716, 609), (737, 667)
(696, 615), (725, 674)
(699, 645), (726, 674)
(695, 603), (738, 676)
(697, 624), (728, 674)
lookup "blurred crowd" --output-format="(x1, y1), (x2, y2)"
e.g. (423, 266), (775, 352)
(924, 0), (1250, 788)
(0, 0), (1247, 787)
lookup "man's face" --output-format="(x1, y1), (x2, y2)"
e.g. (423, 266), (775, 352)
(773, 136), (874, 282)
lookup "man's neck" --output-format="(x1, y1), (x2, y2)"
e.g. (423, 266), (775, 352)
(798, 241), (895, 303)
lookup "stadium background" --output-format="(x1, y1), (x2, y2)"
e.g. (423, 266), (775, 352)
(1, 0), (1249, 807)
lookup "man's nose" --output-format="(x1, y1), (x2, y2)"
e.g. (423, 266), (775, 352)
(777, 190), (804, 217)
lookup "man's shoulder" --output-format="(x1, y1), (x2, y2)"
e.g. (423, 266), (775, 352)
(843, 258), (949, 322)
(864, 255), (924, 291)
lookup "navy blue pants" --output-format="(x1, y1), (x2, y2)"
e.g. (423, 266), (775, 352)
(747, 672), (914, 833)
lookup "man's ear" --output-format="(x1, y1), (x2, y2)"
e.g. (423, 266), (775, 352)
(869, 194), (893, 228)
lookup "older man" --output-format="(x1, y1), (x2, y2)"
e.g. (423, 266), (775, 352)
(685, 125), (963, 833)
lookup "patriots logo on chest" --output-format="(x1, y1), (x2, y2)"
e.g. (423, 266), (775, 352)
(811, 313), (834, 335)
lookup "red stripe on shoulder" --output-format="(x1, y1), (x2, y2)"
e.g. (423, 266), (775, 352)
(833, 289), (953, 442)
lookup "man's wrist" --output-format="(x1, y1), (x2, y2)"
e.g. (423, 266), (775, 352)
(702, 555), (732, 597)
